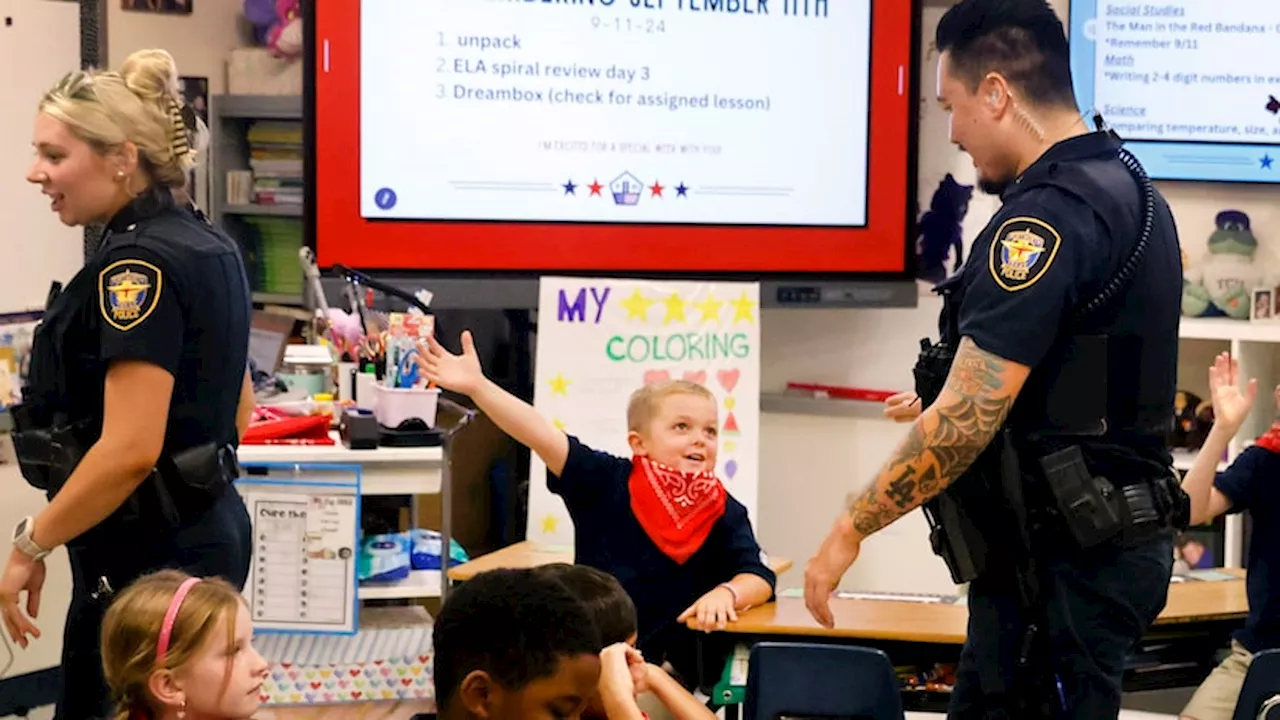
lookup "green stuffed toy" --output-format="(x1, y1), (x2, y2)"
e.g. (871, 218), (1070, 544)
(1183, 209), (1262, 319)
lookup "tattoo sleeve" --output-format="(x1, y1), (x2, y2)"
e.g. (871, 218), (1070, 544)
(846, 337), (1021, 538)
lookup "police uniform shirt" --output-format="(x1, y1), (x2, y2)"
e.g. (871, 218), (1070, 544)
(74, 191), (252, 452)
(955, 132), (1182, 470)
(549, 435), (776, 657)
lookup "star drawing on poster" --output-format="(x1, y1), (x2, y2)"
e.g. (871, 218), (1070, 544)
(730, 291), (756, 324)
(549, 374), (571, 396)
(552, 418), (566, 431)
(662, 292), (687, 325)
(693, 293), (723, 324)
(621, 288), (656, 321)
(541, 514), (560, 534)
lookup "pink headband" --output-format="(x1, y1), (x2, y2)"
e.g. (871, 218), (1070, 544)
(155, 577), (201, 666)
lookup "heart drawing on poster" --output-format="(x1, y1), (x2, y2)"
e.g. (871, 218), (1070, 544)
(725, 458), (738, 479)
(683, 370), (707, 385)
(716, 368), (740, 394)
(643, 369), (671, 385)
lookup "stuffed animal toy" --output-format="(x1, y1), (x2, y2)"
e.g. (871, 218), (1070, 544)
(1168, 389), (1215, 450)
(916, 173), (973, 284)
(243, 0), (303, 59)
(1183, 210), (1263, 319)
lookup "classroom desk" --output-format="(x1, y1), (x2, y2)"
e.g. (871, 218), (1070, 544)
(708, 570), (1248, 713)
(446, 540), (794, 581)
(725, 568), (1248, 643)
(260, 701), (431, 719)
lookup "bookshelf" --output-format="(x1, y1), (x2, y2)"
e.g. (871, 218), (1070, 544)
(209, 94), (305, 306)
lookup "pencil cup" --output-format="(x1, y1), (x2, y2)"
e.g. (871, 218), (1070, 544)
(373, 385), (441, 429)
(336, 362), (357, 403)
(354, 372), (379, 410)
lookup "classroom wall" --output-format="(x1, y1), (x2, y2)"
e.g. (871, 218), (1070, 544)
(753, 0), (1280, 595)
(107, 1), (249, 92)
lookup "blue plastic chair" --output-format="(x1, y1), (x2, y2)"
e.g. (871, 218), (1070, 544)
(744, 642), (905, 720)
(1234, 649), (1280, 720)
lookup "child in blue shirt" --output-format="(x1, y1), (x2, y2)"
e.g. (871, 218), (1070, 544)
(419, 331), (776, 686)
(1179, 352), (1280, 720)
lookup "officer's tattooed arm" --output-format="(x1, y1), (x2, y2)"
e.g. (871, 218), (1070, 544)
(845, 337), (1027, 538)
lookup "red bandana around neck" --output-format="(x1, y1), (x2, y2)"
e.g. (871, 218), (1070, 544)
(1256, 421), (1280, 454)
(628, 455), (728, 564)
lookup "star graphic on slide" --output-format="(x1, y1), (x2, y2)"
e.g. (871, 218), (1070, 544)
(563, 179), (577, 195)
(649, 180), (664, 197)
(730, 291), (756, 324)
(589, 179), (603, 196)
(662, 293), (687, 325)
(1262, 154), (1274, 170)
(675, 182), (688, 197)
(621, 288), (656, 321)
(541, 514), (560, 534)
(693, 293), (724, 324)
(548, 373), (571, 396)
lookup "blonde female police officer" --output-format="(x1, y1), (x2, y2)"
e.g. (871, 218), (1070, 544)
(0, 50), (255, 719)
(805, 1), (1187, 718)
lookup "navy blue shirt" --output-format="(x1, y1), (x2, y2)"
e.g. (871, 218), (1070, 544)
(549, 436), (776, 658)
(955, 132), (1181, 477)
(1214, 445), (1280, 652)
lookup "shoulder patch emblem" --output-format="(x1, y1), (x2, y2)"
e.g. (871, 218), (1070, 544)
(988, 216), (1062, 292)
(99, 259), (162, 331)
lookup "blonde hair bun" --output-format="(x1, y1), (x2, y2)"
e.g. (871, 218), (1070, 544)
(120, 49), (180, 104)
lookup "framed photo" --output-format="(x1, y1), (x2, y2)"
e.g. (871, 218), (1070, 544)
(1252, 287), (1274, 322)
(1273, 283), (1280, 317)
(121, 0), (192, 13)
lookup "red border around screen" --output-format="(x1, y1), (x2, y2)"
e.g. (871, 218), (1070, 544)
(314, 1), (914, 273)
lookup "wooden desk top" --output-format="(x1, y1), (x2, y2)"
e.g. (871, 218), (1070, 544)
(725, 568), (1249, 645)
(446, 540), (793, 581)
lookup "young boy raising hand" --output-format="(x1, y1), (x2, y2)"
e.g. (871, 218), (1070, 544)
(419, 331), (775, 686)
(1178, 352), (1280, 720)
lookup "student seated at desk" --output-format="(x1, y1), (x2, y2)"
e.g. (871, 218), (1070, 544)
(418, 333), (776, 686)
(1178, 352), (1280, 720)
(432, 567), (604, 720)
(539, 563), (718, 720)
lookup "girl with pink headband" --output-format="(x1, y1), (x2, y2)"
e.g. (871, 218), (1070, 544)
(100, 570), (269, 720)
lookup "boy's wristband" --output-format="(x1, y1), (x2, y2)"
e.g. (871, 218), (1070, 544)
(717, 582), (740, 606)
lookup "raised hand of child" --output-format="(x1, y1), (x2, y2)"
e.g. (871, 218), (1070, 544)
(417, 330), (484, 395)
(677, 585), (737, 632)
(1208, 351), (1258, 435)
(883, 391), (921, 423)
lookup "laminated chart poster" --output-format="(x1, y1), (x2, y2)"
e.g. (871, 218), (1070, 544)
(526, 277), (761, 548)
(237, 474), (361, 635)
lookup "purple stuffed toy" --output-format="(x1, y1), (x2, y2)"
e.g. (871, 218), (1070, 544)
(243, 0), (302, 59)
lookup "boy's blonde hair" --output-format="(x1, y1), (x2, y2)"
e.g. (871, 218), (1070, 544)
(100, 570), (246, 720)
(626, 379), (716, 432)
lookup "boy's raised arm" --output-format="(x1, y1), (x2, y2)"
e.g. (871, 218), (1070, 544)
(419, 331), (570, 475)
(1181, 352), (1256, 526)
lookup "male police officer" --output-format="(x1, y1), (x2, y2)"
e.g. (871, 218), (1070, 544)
(804, 1), (1186, 718)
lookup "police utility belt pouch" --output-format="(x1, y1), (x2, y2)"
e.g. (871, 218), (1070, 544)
(1037, 445), (1124, 548)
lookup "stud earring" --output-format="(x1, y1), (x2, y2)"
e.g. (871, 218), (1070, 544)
(115, 170), (125, 180)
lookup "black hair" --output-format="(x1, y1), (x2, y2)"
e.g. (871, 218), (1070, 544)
(537, 564), (639, 647)
(935, 0), (1076, 109)
(433, 567), (603, 711)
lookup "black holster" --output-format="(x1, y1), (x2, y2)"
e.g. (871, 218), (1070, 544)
(11, 404), (238, 547)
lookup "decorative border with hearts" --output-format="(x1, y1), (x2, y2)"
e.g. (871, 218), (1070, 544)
(642, 367), (743, 482)
(259, 656), (435, 706)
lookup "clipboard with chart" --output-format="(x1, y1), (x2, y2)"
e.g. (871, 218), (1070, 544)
(235, 463), (362, 635)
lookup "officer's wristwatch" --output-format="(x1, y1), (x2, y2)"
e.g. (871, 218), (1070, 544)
(12, 516), (50, 561)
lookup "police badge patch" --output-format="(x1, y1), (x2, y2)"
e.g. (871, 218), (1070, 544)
(99, 259), (162, 331)
(988, 216), (1062, 292)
